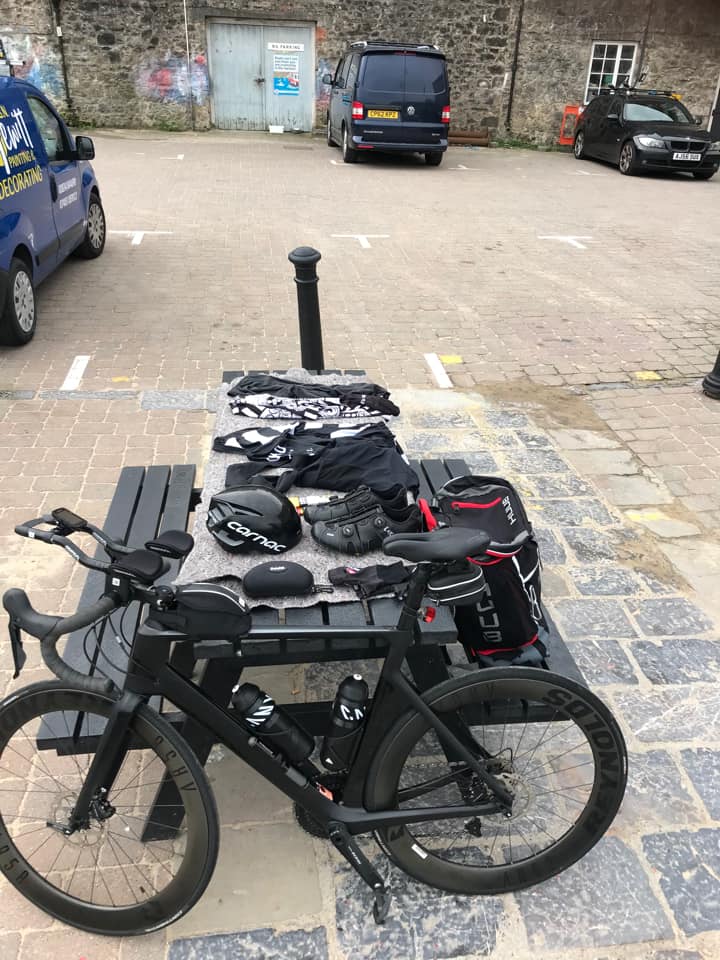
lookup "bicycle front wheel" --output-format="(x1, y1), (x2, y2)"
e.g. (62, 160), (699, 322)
(0, 681), (219, 935)
(366, 667), (627, 895)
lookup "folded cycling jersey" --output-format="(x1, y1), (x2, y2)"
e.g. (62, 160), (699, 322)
(213, 421), (398, 463)
(229, 393), (398, 419)
(228, 373), (393, 404)
(225, 438), (419, 495)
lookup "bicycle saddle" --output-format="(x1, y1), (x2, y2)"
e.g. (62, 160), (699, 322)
(383, 529), (491, 563)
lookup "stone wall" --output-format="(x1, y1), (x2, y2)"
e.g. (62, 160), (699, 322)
(509, 0), (720, 143)
(0, 0), (717, 141)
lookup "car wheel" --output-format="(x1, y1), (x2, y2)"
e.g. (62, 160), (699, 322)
(573, 130), (586, 159)
(327, 115), (337, 147)
(342, 126), (358, 164)
(0, 257), (36, 346)
(75, 195), (106, 259)
(618, 141), (638, 176)
(693, 170), (716, 181)
(425, 152), (443, 166)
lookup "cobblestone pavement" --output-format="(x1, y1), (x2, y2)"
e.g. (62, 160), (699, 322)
(0, 133), (718, 958)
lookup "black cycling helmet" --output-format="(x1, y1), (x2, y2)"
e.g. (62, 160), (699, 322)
(206, 484), (302, 554)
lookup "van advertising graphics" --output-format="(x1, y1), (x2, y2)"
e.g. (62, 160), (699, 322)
(0, 103), (44, 200)
(273, 54), (300, 96)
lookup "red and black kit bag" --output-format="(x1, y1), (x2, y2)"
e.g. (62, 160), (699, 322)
(427, 475), (547, 662)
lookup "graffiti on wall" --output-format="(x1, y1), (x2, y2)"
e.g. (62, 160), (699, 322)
(1, 34), (65, 99)
(135, 52), (209, 106)
(315, 57), (333, 109)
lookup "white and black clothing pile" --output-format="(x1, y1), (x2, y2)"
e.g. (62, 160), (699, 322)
(177, 369), (412, 609)
(227, 372), (400, 418)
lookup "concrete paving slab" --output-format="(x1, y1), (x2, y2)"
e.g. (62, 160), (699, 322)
(626, 510), (701, 538)
(550, 428), (622, 450)
(563, 448), (638, 475)
(595, 473), (673, 506)
(172, 824), (323, 937)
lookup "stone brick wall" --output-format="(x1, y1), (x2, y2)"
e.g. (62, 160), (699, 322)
(509, 0), (720, 143)
(0, 0), (717, 141)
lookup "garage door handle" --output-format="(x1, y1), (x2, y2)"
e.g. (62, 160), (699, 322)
(50, 175), (58, 202)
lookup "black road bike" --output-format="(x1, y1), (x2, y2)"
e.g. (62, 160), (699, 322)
(0, 509), (628, 936)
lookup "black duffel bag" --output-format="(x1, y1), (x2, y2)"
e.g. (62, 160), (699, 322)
(426, 475), (547, 663)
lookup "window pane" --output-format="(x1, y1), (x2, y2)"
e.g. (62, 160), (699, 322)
(27, 97), (63, 160)
(621, 45), (635, 58)
(589, 73), (601, 84)
(606, 44), (618, 57)
(592, 59), (603, 71)
(361, 54), (404, 92)
(593, 44), (606, 57)
(404, 55), (446, 94)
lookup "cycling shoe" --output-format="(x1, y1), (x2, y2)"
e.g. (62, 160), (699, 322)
(311, 504), (421, 556)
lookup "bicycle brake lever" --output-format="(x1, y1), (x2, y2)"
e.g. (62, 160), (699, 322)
(8, 621), (26, 679)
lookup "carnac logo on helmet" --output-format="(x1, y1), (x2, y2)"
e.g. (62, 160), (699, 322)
(226, 520), (287, 552)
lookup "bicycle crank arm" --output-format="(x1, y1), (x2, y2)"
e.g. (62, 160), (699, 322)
(327, 820), (392, 924)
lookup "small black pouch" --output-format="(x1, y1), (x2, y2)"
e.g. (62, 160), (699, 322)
(427, 560), (488, 606)
(243, 561), (326, 599)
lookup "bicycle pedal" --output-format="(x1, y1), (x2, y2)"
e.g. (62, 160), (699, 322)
(372, 884), (392, 924)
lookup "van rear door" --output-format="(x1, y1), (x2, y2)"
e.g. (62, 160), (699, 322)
(0, 87), (58, 279)
(356, 51), (448, 147)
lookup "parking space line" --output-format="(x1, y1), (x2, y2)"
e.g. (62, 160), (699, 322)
(424, 353), (453, 389)
(331, 234), (389, 249)
(538, 234), (594, 250)
(60, 355), (90, 391)
(161, 154), (185, 160)
(109, 230), (174, 246)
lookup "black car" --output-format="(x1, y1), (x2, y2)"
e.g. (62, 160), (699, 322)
(324, 40), (450, 166)
(574, 89), (720, 179)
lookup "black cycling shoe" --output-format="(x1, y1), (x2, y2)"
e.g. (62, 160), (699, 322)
(311, 504), (421, 556)
(303, 485), (408, 524)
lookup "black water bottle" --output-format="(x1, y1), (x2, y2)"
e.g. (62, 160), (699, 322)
(320, 674), (369, 772)
(231, 682), (315, 765)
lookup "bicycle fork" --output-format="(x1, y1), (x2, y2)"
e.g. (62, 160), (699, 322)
(52, 691), (142, 834)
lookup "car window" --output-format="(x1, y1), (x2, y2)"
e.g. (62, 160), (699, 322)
(607, 97), (623, 117)
(361, 53), (405, 92)
(404, 55), (446, 94)
(346, 55), (359, 90)
(335, 57), (348, 87)
(623, 98), (693, 123)
(27, 97), (68, 161)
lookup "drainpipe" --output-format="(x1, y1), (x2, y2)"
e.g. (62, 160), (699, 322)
(504, 0), (525, 132)
(635, 0), (654, 83)
(49, 0), (75, 120)
(182, 0), (195, 130)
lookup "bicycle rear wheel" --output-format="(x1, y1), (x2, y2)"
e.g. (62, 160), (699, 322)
(365, 667), (627, 894)
(0, 681), (219, 935)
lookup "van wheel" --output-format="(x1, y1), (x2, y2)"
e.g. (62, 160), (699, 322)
(425, 152), (443, 166)
(75, 196), (106, 259)
(342, 126), (358, 164)
(327, 115), (337, 147)
(0, 258), (36, 346)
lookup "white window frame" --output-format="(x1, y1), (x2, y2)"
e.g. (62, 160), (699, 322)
(583, 41), (638, 104)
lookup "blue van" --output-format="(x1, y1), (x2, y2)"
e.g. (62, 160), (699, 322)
(0, 76), (105, 345)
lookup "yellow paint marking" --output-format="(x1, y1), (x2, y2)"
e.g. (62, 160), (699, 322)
(634, 371), (662, 381)
(626, 510), (666, 521)
(112, 376), (130, 382)
(439, 355), (463, 364)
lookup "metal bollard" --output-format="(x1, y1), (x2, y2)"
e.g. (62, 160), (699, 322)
(288, 246), (325, 372)
(702, 351), (720, 400)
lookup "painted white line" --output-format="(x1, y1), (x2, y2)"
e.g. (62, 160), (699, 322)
(60, 355), (90, 391)
(424, 353), (453, 389)
(538, 234), (594, 250)
(456, 164), (468, 170)
(331, 234), (389, 249)
(109, 230), (174, 247)
(161, 154), (185, 160)
(570, 170), (606, 177)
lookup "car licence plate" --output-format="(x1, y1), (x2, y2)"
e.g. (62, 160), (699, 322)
(672, 152), (702, 161)
(367, 110), (398, 119)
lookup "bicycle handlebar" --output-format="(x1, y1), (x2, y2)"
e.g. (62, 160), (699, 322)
(40, 595), (120, 693)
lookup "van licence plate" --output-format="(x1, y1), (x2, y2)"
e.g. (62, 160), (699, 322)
(367, 110), (398, 119)
(672, 152), (702, 161)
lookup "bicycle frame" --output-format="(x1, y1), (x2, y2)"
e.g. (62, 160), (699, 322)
(68, 562), (512, 838)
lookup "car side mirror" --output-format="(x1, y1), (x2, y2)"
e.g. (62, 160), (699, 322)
(75, 135), (95, 161)
(322, 73), (333, 86)
(607, 113), (620, 123)
(695, 115), (705, 126)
